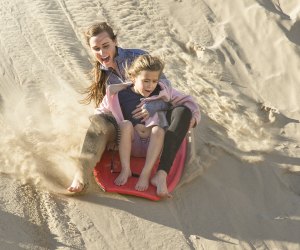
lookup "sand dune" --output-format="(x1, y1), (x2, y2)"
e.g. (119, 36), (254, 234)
(1, 0), (300, 249)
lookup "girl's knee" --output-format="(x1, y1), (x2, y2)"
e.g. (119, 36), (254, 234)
(151, 126), (165, 137)
(176, 106), (192, 120)
(169, 106), (192, 128)
(120, 120), (133, 128)
(89, 115), (117, 139)
(120, 120), (134, 132)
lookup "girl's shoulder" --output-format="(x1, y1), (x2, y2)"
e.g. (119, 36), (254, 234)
(158, 81), (171, 91)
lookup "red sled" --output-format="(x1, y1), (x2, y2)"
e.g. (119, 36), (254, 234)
(93, 138), (187, 201)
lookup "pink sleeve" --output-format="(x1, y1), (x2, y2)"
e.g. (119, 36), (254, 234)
(94, 95), (111, 115)
(169, 87), (201, 125)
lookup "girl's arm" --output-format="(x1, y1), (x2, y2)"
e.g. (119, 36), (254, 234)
(94, 95), (111, 115)
(169, 87), (201, 126)
(107, 82), (132, 95)
(142, 100), (171, 116)
(132, 99), (171, 121)
(159, 73), (171, 87)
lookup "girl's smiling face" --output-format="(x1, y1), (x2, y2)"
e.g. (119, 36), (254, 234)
(89, 31), (117, 69)
(132, 70), (160, 97)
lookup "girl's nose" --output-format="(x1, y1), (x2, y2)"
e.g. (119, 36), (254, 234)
(96, 50), (103, 55)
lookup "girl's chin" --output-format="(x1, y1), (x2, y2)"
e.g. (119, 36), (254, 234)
(99, 60), (113, 69)
(101, 62), (111, 68)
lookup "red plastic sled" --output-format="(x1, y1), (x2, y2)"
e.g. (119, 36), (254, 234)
(93, 138), (187, 201)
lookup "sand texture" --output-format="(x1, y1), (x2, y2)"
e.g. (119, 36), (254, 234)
(1, 0), (300, 249)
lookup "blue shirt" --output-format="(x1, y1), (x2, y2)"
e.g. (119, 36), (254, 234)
(118, 85), (161, 126)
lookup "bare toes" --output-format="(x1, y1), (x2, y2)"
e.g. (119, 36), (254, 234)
(68, 182), (84, 193)
(114, 169), (131, 186)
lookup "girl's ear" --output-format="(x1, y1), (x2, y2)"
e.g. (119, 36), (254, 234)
(127, 72), (134, 83)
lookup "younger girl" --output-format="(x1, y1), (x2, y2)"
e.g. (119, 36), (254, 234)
(95, 54), (200, 193)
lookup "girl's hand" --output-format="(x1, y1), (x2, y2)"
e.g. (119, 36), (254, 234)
(189, 117), (196, 129)
(132, 103), (150, 122)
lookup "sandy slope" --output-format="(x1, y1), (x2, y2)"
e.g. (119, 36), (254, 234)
(1, 0), (300, 249)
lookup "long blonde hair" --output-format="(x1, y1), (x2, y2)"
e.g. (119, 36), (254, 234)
(126, 54), (164, 82)
(81, 22), (117, 107)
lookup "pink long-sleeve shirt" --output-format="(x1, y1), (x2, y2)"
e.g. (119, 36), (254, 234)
(95, 82), (201, 127)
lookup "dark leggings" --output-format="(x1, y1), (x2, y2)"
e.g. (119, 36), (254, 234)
(157, 105), (192, 174)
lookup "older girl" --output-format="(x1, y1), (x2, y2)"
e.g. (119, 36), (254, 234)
(68, 22), (200, 197)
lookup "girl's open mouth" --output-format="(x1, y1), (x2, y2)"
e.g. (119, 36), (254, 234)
(101, 56), (110, 63)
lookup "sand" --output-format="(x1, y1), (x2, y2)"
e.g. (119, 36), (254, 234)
(1, 0), (300, 249)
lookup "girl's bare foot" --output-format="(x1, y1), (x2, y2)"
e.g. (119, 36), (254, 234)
(68, 172), (85, 193)
(151, 170), (172, 198)
(135, 172), (150, 191)
(114, 168), (132, 186)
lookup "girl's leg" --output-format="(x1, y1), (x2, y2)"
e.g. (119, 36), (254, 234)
(114, 120), (133, 186)
(135, 126), (165, 191)
(151, 106), (192, 197)
(68, 115), (116, 192)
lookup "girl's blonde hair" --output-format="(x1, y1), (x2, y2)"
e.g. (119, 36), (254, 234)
(81, 22), (117, 107)
(126, 54), (164, 82)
